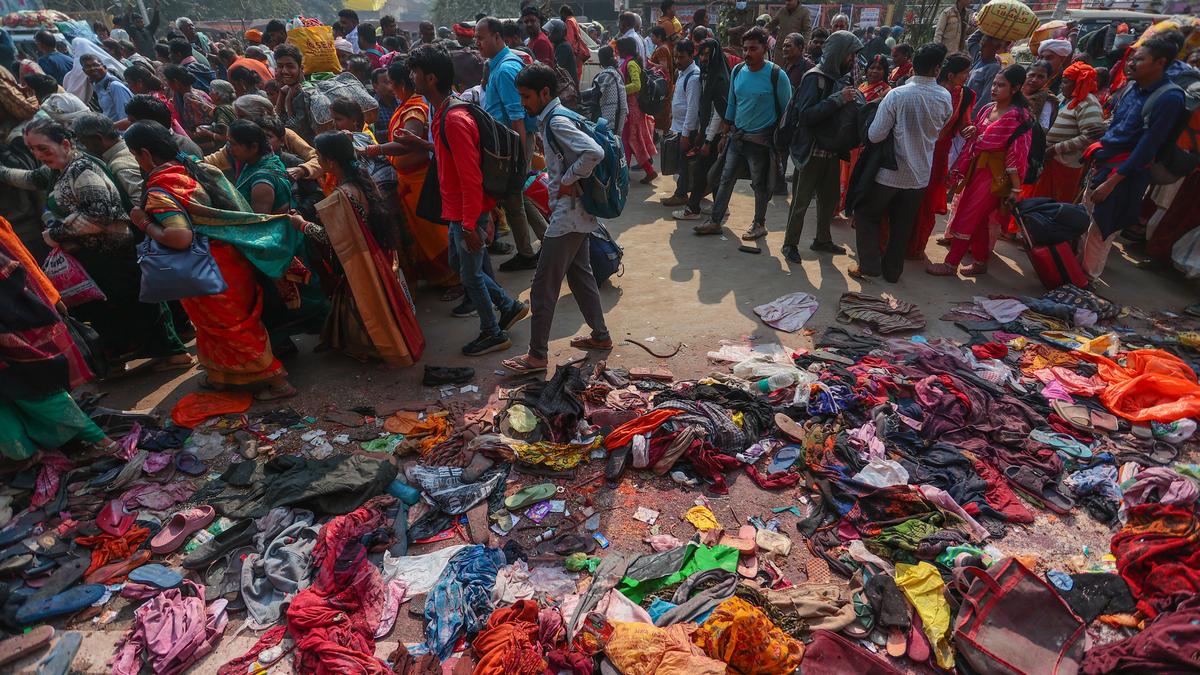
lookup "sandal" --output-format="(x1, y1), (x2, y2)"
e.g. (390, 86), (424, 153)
(254, 384), (297, 402)
(847, 266), (870, 281)
(961, 262), (989, 276)
(1003, 465), (1075, 514)
(569, 336), (613, 351)
(197, 377), (227, 392)
(501, 355), (547, 375)
(926, 262), (956, 276)
(1052, 401), (1094, 432)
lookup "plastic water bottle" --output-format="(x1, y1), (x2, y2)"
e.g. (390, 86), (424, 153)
(757, 371), (797, 393)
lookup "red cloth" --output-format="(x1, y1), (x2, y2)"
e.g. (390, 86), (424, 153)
(76, 526), (150, 576)
(745, 463), (802, 490)
(970, 459), (1034, 524)
(471, 599), (545, 674)
(528, 31), (554, 67)
(217, 626), (287, 675)
(1111, 503), (1200, 618)
(431, 105), (493, 229)
(32, 450), (73, 508)
(603, 409), (683, 450)
(685, 439), (741, 495)
(969, 342), (1008, 360)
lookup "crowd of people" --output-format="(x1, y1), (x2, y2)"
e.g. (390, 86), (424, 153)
(0, 3), (1198, 460)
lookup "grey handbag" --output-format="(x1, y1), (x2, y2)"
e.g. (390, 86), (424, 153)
(136, 233), (227, 303)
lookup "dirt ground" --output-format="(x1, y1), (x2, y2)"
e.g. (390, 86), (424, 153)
(27, 176), (1199, 673)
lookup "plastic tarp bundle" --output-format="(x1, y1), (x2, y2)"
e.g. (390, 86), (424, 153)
(1079, 349), (1200, 422)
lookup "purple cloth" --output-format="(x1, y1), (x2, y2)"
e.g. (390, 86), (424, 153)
(1123, 468), (1199, 507)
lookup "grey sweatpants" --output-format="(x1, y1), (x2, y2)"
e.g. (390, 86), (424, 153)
(528, 231), (610, 360)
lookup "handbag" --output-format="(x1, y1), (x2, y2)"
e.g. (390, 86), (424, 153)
(64, 314), (108, 381)
(415, 155), (448, 225)
(661, 132), (681, 176)
(954, 558), (1085, 675)
(136, 233), (227, 303)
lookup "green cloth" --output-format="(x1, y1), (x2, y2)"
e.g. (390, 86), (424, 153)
(234, 154), (296, 214)
(867, 518), (942, 562)
(0, 391), (106, 460)
(617, 544), (740, 603)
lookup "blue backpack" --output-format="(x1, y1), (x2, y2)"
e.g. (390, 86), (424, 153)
(545, 106), (629, 219)
(588, 223), (623, 285)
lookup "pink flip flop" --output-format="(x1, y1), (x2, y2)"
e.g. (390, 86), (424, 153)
(151, 506), (216, 554)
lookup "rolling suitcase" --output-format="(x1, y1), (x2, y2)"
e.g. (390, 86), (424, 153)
(1013, 203), (1090, 290)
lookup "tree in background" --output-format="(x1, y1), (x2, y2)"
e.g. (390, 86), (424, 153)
(431, 0), (523, 30)
(42, 0), (342, 30)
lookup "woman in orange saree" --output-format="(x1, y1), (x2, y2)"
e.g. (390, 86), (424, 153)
(124, 121), (296, 400)
(375, 61), (457, 290)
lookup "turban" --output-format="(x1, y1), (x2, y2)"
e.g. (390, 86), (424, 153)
(1038, 39), (1072, 58)
(453, 23), (474, 38)
(1062, 61), (1097, 110)
(244, 29), (262, 43)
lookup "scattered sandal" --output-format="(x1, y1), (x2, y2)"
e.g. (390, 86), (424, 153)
(568, 336), (613, 351)
(254, 384), (297, 401)
(501, 355), (547, 375)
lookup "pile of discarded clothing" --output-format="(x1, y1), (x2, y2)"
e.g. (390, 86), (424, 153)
(2, 285), (1200, 673)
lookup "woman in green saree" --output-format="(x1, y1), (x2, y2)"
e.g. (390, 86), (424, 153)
(228, 119), (295, 215)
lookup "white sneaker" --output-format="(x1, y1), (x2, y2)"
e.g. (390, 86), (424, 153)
(672, 207), (701, 220)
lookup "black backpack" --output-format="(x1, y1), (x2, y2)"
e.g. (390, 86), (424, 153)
(436, 98), (526, 199)
(1140, 70), (1200, 185)
(636, 63), (670, 116)
(1007, 114), (1045, 186)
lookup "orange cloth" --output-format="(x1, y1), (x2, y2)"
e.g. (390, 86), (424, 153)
(471, 599), (545, 674)
(228, 57), (273, 85)
(606, 621), (726, 675)
(604, 409), (684, 450)
(1078, 349), (1200, 422)
(383, 411), (451, 455)
(692, 596), (804, 674)
(388, 97), (456, 286)
(0, 216), (57, 306)
(76, 526), (150, 576)
(1063, 61), (1098, 110)
(171, 391), (254, 428)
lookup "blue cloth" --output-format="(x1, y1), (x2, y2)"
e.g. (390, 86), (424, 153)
(37, 52), (73, 84)
(448, 219), (518, 337)
(1067, 465), (1122, 503)
(423, 545), (505, 660)
(724, 61), (791, 134)
(966, 57), (1000, 116)
(1094, 72), (1186, 177)
(646, 598), (677, 622)
(374, 94), (398, 141)
(94, 74), (134, 122)
(483, 47), (527, 126)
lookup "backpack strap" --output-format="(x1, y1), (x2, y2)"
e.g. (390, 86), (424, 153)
(770, 63), (782, 124)
(435, 97), (468, 153)
(1141, 81), (1183, 129)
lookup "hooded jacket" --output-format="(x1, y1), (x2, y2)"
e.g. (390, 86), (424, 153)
(786, 30), (863, 166)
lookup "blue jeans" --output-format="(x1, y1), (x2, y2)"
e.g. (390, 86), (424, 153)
(448, 218), (517, 337)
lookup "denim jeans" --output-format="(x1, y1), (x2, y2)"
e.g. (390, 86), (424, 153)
(448, 218), (517, 337)
(710, 136), (772, 225)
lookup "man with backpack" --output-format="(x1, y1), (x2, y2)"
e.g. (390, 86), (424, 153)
(778, 30), (863, 262)
(502, 63), (612, 375)
(1081, 31), (1189, 281)
(694, 27), (792, 240)
(662, 40), (702, 207)
(406, 45), (529, 356)
(851, 43), (952, 282)
(477, 16), (549, 272)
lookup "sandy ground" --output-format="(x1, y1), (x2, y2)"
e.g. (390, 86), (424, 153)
(22, 175), (1198, 673)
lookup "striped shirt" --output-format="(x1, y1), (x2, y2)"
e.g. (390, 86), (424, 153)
(1045, 94), (1106, 168)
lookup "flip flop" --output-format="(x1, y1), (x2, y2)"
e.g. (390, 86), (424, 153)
(0, 554), (31, 574)
(15, 584), (105, 625)
(127, 563), (182, 589)
(35, 630), (81, 675)
(501, 356), (548, 376)
(1003, 465), (1075, 514)
(85, 549), (150, 585)
(0, 511), (41, 547)
(1149, 441), (1180, 465)
(886, 627), (907, 657)
(1089, 409), (1120, 432)
(766, 445), (801, 474)
(174, 452), (206, 476)
(98, 499), (136, 536)
(151, 505), (216, 554)
(737, 552), (759, 578)
(1051, 401), (1094, 432)
(0, 624), (53, 666)
(1030, 429), (1094, 460)
(543, 534), (596, 556)
(718, 528), (757, 554)
(774, 413), (805, 442)
(503, 483), (557, 511)
(26, 557), (88, 604)
(182, 518), (256, 570)
(907, 613), (932, 663)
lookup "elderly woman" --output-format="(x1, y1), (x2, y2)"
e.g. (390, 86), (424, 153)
(0, 119), (192, 372)
(1032, 61), (1105, 203)
(202, 94), (322, 182)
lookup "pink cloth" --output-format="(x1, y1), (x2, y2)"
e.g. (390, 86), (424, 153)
(374, 578), (410, 639)
(1124, 468), (1200, 507)
(952, 103), (1033, 178)
(120, 481), (195, 511)
(1041, 380), (1074, 402)
(1031, 367), (1108, 396)
(111, 581), (228, 675)
(620, 59), (657, 170)
(32, 450), (73, 508)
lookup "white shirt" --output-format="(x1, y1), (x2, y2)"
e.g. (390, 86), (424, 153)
(537, 99), (605, 237)
(868, 75), (953, 190)
(620, 28), (648, 63)
(670, 61), (701, 134)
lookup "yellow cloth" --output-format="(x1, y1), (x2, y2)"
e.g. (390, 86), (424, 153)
(895, 562), (955, 669)
(605, 621), (725, 675)
(685, 505), (720, 531)
(511, 438), (602, 470)
(692, 596), (804, 674)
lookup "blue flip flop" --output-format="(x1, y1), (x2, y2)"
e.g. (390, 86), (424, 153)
(35, 631), (81, 675)
(127, 563), (182, 589)
(766, 445), (802, 474)
(15, 584), (105, 625)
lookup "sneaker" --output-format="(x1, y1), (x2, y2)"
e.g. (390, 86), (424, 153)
(810, 240), (846, 254)
(741, 222), (767, 241)
(451, 301), (477, 318)
(699, 199), (713, 214)
(693, 219), (723, 236)
(660, 194), (688, 206)
(498, 252), (539, 272)
(498, 301), (530, 331)
(781, 244), (802, 264)
(488, 240), (514, 255)
(672, 207), (702, 220)
(462, 332), (512, 356)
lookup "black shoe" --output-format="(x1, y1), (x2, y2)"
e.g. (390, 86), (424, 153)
(499, 301), (530, 331)
(182, 519), (256, 570)
(498, 252), (540, 272)
(489, 240), (514, 255)
(605, 444), (630, 484)
(810, 240), (846, 254)
(462, 332), (512, 356)
(781, 244), (802, 264)
(422, 365), (476, 387)
(451, 301), (478, 318)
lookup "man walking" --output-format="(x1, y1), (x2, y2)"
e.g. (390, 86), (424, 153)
(662, 40), (701, 208)
(852, 43), (952, 282)
(476, 17), (549, 272)
(405, 45), (529, 356)
(767, 0), (812, 62)
(780, 30), (862, 262)
(522, 7), (554, 66)
(1081, 33), (1187, 280)
(694, 28), (791, 240)
(501, 64), (612, 374)
(934, 0), (970, 54)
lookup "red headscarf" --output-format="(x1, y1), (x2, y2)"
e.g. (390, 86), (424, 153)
(1063, 61), (1098, 110)
(453, 23), (474, 39)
